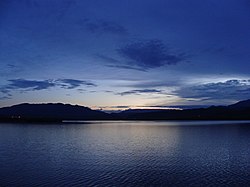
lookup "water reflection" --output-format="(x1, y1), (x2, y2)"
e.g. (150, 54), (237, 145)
(83, 122), (180, 153)
(0, 121), (250, 186)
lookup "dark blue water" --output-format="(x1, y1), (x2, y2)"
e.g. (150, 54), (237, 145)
(1, 121), (250, 186)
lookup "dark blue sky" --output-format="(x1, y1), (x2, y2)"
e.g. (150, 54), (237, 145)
(0, 0), (250, 110)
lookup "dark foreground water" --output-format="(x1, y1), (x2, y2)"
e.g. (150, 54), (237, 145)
(1, 121), (250, 187)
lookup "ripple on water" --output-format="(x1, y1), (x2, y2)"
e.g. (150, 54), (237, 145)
(1, 121), (250, 186)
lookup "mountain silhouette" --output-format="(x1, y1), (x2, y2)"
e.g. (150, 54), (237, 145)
(228, 99), (250, 109)
(113, 99), (250, 120)
(0, 103), (112, 122)
(0, 99), (250, 122)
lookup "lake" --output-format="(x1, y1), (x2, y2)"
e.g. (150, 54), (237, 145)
(1, 121), (250, 186)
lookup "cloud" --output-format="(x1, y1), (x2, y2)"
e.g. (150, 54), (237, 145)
(139, 105), (209, 109)
(0, 64), (23, 78)
(176, 79), (250, 101)
(95, 54), (147, 71)
(79, 19), (128, 36)
(122, 81), (179, 88)
(0, 78), (97, 99)
(95, 54), (119, 63)
(106, 64), (147, 72)
(117, 40), (186, 69)
(0, 96), (11, 100)
(110, 106), (130, 109)
(8, 79), (56, 91)
(57, 79), (96, 89)
(0, 88), (11, 94)
(118, 89), (163, 96)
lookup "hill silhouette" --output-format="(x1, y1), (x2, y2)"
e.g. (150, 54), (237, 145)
(228, 99), (250, 109)
(0, 103), (112, 122)
(0, 99), (250, 122)
(114, 99), (250, 120)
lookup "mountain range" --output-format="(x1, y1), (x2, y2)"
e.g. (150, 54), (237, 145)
(0, 99), (250, 122)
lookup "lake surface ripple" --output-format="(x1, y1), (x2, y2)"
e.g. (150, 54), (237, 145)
(1, 121), (250, 186)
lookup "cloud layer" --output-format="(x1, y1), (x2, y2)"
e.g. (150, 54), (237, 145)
(176, 79), (250, 101)
(118, 89), (163, 96)
(117, 40), (186, 69)
(0, 79), (96, 99)
(57, 79), (96, 89)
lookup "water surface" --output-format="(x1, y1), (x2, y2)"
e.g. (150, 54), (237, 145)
(1, 121), (250, 186)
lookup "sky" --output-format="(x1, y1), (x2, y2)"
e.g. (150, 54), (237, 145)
(0, 0), (250, 111)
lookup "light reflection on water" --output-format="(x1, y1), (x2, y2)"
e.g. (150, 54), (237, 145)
(0, 121), (250, 186)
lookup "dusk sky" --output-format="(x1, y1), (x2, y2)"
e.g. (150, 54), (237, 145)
(0, 0), (250, 110)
